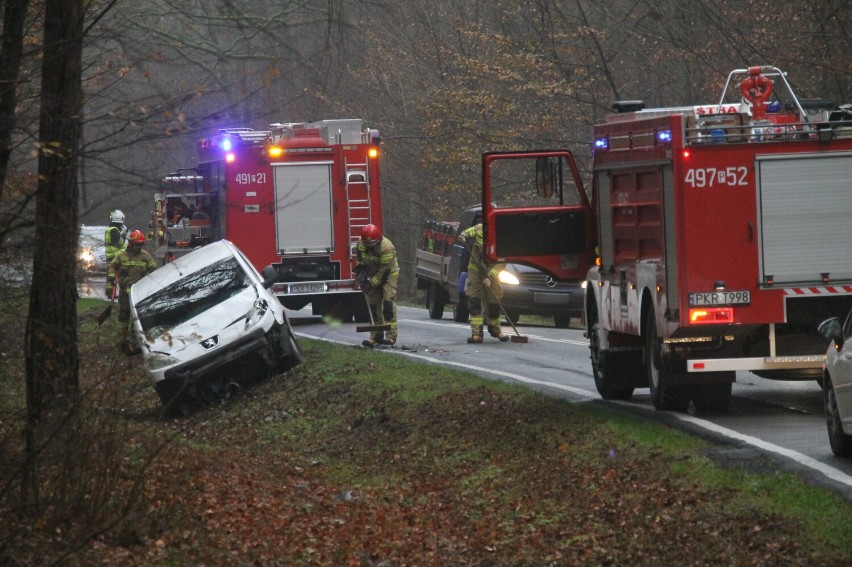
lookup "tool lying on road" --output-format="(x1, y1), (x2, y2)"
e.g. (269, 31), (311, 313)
(466, 241), (528, 343)
(354, 272), (392, 333)
(493, 292), (528, 343)
(97, 281), (117, 326)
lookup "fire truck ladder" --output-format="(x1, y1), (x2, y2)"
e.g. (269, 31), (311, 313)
(345, 161), (372, 248)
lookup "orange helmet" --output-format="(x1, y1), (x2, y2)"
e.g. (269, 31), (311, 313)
(360, 224), (381, 246)
(128, 230), (146, 243)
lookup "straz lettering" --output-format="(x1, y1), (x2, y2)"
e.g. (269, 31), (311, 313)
(694, 104), (740, 116)
(684, 167), (748, 188)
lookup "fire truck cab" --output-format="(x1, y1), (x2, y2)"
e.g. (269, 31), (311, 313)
(482, 66), (852, 412)
(152, 119), (383, 321)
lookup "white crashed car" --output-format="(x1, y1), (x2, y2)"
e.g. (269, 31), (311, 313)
(129, 240), (302, 414)
(818, 313), (852, 457)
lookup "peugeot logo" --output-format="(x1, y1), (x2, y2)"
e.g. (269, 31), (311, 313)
(201, 336), (219, 350)
(545, 276), (558, 288)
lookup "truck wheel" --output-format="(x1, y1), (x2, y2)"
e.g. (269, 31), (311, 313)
(453, 296), (469, 323)
(692, 380), (732, 413)
(427, 284), (445, 319)
(589, 322), (634, 400)
(645, 310), (690, 412)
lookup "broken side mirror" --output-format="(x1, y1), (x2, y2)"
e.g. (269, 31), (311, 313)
(535, 157), (554, 198)
(261, 265), (278, 289)
(818, 316), (844, 349)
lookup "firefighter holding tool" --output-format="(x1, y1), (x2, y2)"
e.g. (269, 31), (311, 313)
(106, 230), (157, 353)
(355, 224), (399, 347)
(458, 223), (509, 344)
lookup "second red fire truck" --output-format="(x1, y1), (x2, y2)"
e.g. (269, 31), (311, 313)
(151, 119), (383, 321)
(481, 66), (852, 411)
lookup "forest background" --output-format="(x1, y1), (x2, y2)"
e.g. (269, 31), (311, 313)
(2, 0), (850, 302)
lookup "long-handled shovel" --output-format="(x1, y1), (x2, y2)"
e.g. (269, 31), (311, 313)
(355, 290), (392, 333)
(492, 291), (528, 343)
(97, 281), (117, 326)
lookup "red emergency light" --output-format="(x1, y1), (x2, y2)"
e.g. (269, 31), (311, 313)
(689, 307), (734, 324)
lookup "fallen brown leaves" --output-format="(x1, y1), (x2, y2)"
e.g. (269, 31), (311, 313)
(4, 331), (849, 566)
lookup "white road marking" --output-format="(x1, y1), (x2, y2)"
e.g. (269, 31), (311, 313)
(397, 318), (588, 346)
(296, 331), (852, 491)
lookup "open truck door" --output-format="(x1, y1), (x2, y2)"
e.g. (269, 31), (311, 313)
(481, 150), (594, 280)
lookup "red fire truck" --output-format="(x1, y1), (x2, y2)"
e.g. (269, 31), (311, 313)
(151, 119), (383, 321)
(481, 66), (852, 412)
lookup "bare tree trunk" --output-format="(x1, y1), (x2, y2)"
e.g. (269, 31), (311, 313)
(23, 0), (84, 513)
(0, 0), (30, 200)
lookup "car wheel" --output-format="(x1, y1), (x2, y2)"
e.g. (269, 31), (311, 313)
(589, 321), (634, 401)
(504, 310), (520, 325)
(276, 327), (304, 372)
(554, 314), (572, 328)
(156, 379), (197, 418)
(452, 295), (469, 323)
(825, 374), (852, 457)
(426, 284), (445, 320)
(645, 309), (690, 412)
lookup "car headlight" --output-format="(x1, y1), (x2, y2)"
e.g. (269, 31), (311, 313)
(498, 270), (519, 286)
(245, 298), (269, 330)
(79, 247), (94, 263)
(581, 280), (587, 289)
(144, 352), (179, 371)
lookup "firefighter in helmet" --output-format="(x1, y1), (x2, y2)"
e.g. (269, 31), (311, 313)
(355, 224), (399, 347)
(107, 230), (157, 352)
(104, 209), (128, 263)
(457, 223), (509, 343)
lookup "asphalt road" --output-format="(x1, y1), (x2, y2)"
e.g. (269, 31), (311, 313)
(289, 303), (852, 502)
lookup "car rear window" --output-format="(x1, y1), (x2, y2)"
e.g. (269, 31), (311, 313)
(135, 256), (252, 331)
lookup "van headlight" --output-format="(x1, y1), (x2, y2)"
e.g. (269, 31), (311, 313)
(245, 298), (269, 330)
(498, 270), (519, 286)
(145, 352), (179, 371)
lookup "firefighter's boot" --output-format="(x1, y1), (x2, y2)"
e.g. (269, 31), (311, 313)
(467, 325), (483, 344)
(381, 301), (397, 345)
(488, 325), (510, 342)
(363, 331), (384, 348)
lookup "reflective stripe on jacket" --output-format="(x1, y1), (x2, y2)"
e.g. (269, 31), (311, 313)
(459, 224), (504, 280)
(104, 224), (127, 262)
(108, 248), (157, 292)
(355, 236), (399, 286)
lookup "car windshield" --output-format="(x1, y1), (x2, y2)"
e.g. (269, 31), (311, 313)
(135, 256), (253, 331)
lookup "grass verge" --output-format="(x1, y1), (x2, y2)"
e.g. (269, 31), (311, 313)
(1, 299), (851, 565)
